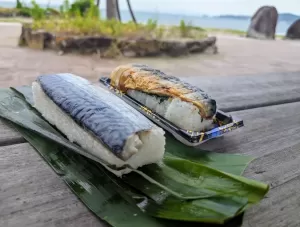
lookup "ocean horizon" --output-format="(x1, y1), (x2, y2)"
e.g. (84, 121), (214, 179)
(118, 10), (292, 35)
(0, 1), (296, 35)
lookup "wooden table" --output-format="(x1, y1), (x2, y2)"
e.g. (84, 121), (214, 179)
(1, 72), (300, 227)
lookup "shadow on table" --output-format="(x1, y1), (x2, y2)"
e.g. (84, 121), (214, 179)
(160, 213), (245, 227)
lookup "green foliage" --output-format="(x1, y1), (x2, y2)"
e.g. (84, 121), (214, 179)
(31, 16), (208, 40)
(8, 0), (207, 40)
(19, 7), (32, 17)
(146, 18), (158, 31)
(179, 19), (193, 37)
(30, 0), (45, 20)
(16, 0), (23, 9)
(62, 0), (70, 12)
(69, 0), (92, 16)
(45, 7), (60, 16)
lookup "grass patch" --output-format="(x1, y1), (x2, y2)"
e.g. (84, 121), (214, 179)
(0, 17), (32, 23)
(0, 0), (207, 39)
(31, 17), (208, 40)
(205, 28), (246, 35)
(206, 27), (284, 39)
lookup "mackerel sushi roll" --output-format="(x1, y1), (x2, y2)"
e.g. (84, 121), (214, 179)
(32, 73), (165, 176)
(110, 64), (217, 132)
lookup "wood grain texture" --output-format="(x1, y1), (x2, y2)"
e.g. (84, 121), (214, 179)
(199, 102), (300, 227)
(242, 143), (300, 227)
(1, 102), (300, 227)
(243, 176), (300, 227)
(2, 71), (300, 142)
(200, 102), (300, 157)
(1, 75), (300, 227)
(182, 71), (300, 111)
(0, 119), (25, 146)
(0, 143), (106, 227)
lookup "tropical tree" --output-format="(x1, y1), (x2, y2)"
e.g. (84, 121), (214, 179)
(106, 0), (118, 20)
(116, 0), (121, 21)
(126, 0), (136, 23)
(106, 0), (136, 23)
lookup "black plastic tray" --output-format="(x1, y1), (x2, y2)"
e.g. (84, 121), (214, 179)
(99, 77), (244, 146)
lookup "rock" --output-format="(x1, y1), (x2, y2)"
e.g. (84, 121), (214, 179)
(18, 25), (31, 47)
(58, 50), (64, 56)
(27, 31), (45, 50)
(285, 19), (300, 39)
(159, 40), (189, 57)
(246, 6), (278, 40)
(56, 36), (115, 54)
(186, 37), (217, 53)
(18, 24), (218, 58)
(101, 43), (122, 58)
(19, 25), (54, 50)
(203, 44), (218, 54)
(118, 38), (162, 57)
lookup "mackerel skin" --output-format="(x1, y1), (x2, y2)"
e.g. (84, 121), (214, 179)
(37, 73), (154, 159)
(110, 64), (217, 119)
(131, 64), (210, 97)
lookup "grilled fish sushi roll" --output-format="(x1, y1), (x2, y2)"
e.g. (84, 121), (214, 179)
(32, 73), (165, 176)
(110, 64), (217, 132)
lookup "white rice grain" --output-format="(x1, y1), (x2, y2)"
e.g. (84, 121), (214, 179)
(127, 90), (214, 131)
(32, 82), (166, 177)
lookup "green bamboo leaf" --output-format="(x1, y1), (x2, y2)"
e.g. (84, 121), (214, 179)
(164, 135), (253, 175)
(0, 87), (269, 224)
(10, 85), (254, 176)
(9, 121), (245, 227)
(9, 122), (165, 227)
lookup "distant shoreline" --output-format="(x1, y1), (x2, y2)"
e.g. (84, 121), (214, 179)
(0, 17), (285, 39)
(0, 1), (295, 36)
(0, 1), (299, 22)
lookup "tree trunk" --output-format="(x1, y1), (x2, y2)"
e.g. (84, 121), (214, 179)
(116, 0), (121, 21)
(126, 0), (137, 23)
(96, 0), (100, 7)
(106, 0), (118, 20)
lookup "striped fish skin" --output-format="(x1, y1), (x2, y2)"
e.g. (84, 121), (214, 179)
(110, 64), (217, 119)
(37, 73), (154, 160)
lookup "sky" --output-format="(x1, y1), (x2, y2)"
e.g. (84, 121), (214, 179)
(117, 0), (300, 16)
(1, 0), (299, 16)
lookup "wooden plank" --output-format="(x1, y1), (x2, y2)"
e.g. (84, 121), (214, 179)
(1, 103), (300, 226)
(182, 71), (300, 111)
(0, 119), (25, 146)
(0, 143), (106, 227)
(243, 176), (300, 227)
(242, 143), (300, 227)
(1, 77), (300, 226)
(200, 102), (300, 158)
(1, 72), (300, 143)
(199, 102), (300, 226)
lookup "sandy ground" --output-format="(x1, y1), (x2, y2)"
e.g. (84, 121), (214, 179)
(0, 22), (300, 87)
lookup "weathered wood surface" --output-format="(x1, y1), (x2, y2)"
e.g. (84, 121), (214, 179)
(1, 73), (300, 227)
(183, 71), (300, 111)
(0, 143), (106, 227)
(201, 102), (300, 227)
(1, 102), (300, 227)
(0, 119), (25, 146)
(1, 71), (300, 141)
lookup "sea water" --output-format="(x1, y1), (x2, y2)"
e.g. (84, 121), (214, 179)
(116, 10), (293, 36)
(0, 0), (293, 36)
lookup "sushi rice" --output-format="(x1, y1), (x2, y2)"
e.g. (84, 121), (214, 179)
(32, 74), (166, 177)
(110, 64), (217, 132)
(127, 90), (214, 132)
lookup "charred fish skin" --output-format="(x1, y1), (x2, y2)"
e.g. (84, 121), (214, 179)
(37, 73), (154, 161)
(110, 64), (217, 119)
(132, 64), (209, 96)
